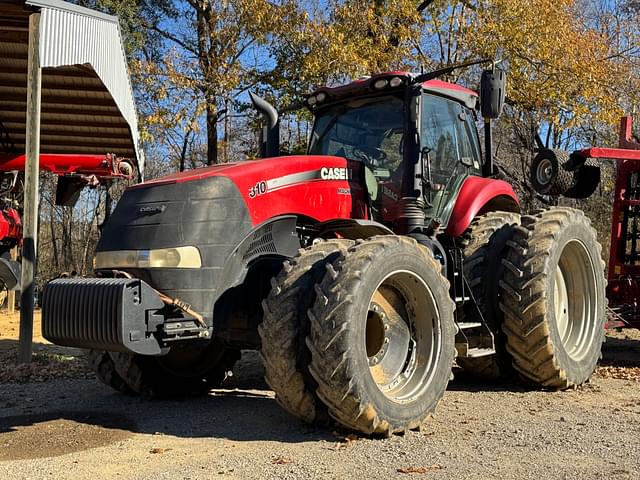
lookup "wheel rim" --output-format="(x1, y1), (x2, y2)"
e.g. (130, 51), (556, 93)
(552, 240), (599, 361)
(365, 270), (442, 403)
(536, 158), (554, 186)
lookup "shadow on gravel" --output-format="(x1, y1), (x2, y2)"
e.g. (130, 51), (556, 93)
(447, 367), (535, 393)
(601, 334), (640, 368)
(0, 351), (333, 445)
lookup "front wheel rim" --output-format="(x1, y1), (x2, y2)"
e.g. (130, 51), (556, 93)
(365, 270), (442, 404)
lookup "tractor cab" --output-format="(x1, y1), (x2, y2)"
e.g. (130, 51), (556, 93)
(305, 72), (486, 231)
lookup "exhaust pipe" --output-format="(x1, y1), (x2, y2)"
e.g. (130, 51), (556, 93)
(249, 92), (280, 158)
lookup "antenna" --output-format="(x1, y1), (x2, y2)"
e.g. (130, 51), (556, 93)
(417, 0), (435, 12)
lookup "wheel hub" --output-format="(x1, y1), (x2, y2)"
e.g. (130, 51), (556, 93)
(364, 272), (440, 403)
(536, 158), (554, 186)
(367, 300), (413, 386)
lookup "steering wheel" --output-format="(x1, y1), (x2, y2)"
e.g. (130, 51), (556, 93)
(353, 146), (387, 168)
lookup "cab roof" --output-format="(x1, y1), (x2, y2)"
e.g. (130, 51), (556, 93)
(309, 71), (478, 110)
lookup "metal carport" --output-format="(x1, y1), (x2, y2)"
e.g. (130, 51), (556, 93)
(0, 0), (143, 361)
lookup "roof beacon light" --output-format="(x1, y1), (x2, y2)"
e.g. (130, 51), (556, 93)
(373, 79), (389, 90)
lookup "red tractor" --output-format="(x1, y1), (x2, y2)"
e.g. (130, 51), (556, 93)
(41, 66), (606, 436)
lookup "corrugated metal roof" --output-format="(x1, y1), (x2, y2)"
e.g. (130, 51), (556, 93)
(0, 0), (144, 174)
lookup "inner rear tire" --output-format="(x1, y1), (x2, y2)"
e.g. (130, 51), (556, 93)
(259, 239), (353, 424)
(307, 236), (456, 435)
(458, 211), (520, 379)
(110, 340), (240, 398)
(499, 207), (606, 388)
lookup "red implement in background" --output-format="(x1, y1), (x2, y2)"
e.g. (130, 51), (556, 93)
(576, 117), (640, 328)
(0, 151), (136, 292)
(0, 153), (135, 178)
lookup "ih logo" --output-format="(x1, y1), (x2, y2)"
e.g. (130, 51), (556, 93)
(320, 167), (352, 180)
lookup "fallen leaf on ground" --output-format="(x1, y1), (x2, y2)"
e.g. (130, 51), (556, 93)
(397, 465), (443, 474)
(272, 455), (292, 464)
(150, 448), (172, 454)
(332, 433), (359, 449)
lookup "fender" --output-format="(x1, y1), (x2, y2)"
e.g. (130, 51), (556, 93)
(316, 218), (394, 239)
(445, 176), (520, 237)
(217, 215), (301, 294)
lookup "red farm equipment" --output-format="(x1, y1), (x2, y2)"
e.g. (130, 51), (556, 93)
(0, 147), (136, 297)
(530, 116), (640, 329)
(41, 65), (609, 436)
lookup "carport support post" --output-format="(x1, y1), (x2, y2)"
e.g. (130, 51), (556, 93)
(18, 12), (42, 364)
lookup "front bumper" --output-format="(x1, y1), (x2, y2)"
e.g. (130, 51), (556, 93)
(42, 278), (168, 355)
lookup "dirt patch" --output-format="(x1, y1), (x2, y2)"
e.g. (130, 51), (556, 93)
(0, 349), (92, 383)
(0, 310), (46, 344)
(0, 310), (92, 383)
(0, 411), (135, 461)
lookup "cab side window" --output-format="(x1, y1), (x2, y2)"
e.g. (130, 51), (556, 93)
(421, 94), (481, 180)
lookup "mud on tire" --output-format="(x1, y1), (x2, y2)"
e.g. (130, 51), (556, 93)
(458, 211), (520, 379)
(307, 236), (456, 435)
(259, 239), (353, 424)
(499, 207), (606, 388)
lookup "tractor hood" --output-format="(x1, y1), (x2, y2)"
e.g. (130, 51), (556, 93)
(135, 155), (368, 226)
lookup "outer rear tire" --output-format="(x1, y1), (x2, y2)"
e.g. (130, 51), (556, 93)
(458, 211), (520, 379)
(499, 208), (606, 388)
(259, 239), (353, 424)
(110, 341), (240, 398)
(307, 236), (456, 435)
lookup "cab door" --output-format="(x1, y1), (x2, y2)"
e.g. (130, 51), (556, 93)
(420, 93), (482, 227)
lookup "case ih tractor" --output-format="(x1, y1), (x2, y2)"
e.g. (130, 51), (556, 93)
(41, 66), (606, 436)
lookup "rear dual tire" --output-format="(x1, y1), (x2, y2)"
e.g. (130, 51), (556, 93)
(458, 211), (520, 379)
(500, 208), (606, 388)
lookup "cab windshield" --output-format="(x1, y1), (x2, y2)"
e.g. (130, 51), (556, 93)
(308, 96), (404, 177)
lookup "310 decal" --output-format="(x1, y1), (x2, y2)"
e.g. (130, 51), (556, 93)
(248, 181), (268, 198)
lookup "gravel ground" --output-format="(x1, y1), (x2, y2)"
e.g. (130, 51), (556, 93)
(1, 323), (639, 479)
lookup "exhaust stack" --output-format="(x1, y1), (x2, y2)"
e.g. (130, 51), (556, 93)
(249, 92), (280, 158)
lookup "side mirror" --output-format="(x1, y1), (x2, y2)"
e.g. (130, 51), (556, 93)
(480, 69), (506, 119)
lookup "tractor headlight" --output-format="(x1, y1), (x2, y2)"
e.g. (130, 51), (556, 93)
(94, 246), (202, 269)
(307, 95), (317, 106)
(316, 92), (327, 102)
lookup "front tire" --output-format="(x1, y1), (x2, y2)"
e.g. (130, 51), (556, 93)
(499, 208), (606, 388)
(87, 350), (131, 394)
(110, 341), (240, 398)
(307, 236), (456, 435)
